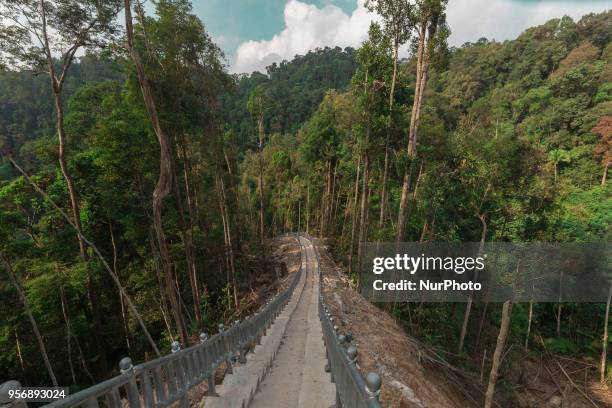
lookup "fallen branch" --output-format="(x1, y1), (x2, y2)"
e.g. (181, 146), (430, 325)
(555, 360), (600, 408)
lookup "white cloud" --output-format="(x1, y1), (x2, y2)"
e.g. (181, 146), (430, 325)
(446, 0), (610, 47)
(230, 0), (610, 74)
(230, 0), (378, 74)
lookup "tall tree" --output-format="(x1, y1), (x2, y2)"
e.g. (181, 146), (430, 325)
(137, 0), (228, 331)
(247, 85), (272, 247)
(123, 0), (188, 346)
(365, 0), (413, 228)
(396, 0), (448, 241)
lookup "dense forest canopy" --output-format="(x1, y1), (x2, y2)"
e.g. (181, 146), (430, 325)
(0, 0), (610, 405)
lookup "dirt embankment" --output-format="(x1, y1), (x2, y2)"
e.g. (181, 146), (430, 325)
(306, 237), (479, 408)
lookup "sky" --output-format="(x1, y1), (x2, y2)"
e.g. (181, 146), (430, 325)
(186, 0), (611, 74)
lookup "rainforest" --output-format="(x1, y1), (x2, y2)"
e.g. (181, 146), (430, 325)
(0, 0), (610, 406)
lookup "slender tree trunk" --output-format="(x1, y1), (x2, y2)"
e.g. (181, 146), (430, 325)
(356, 153), (370, 289)
(396, 161), (414, 242)
(602, 161), (609, 186)
(320, 161), (331, 235)
(124, 0), (188, 346)
(419, 217), (428, 242)
(379, 40), (399, 229)
(60, 286), (76, 384)
(412, 162), (424, 200)
(1, 254), (58, 386)
(178, 140), (203, 329)
(171, 150), (202, 330)
(397, 24), (429, 242)
(15, 331), (26, 380)
(109, 224), (131, 351)
(348, 155), (361, 276)
(484, 301), (513, 408)
(601, 282), (612, 383)
(257, 116), (266, 247)
(475, 301), (489, 348)
(458, 214), (487, 352)
(217, 170), (238, 309)
(557, 271), (563, 337)
(306, 183), (310, 235)
(407, 23), (426, 157)
(330, 162), (338, 235)
(525, 300), (534, 349)
(223, 148), (244, 250)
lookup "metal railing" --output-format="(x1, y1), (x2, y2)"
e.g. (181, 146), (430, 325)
(38, 236), (304, 408)
(310, 235), (382, 408)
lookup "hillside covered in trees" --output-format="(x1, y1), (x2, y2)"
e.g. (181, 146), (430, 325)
(0, 0), (610, 405)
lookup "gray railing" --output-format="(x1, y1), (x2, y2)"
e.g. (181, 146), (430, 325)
(39, 236), (303, 408)
(310, 235), (382, 408)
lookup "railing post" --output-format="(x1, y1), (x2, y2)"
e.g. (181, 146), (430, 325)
(365, 372), (382, 402)
(346, 345), (358, 366)
(0, 381), (26, 408)
(119, 357), (141, 408)
(219, 323), (233, 374)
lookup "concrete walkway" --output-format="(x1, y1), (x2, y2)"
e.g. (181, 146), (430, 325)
(203, 236), (334, 408)
(250, 237), (334, 408)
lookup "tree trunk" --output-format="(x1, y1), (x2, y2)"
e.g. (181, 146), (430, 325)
(412, 162), (424, 200)
(525, 300), (534, 349)
(557, 270), (563, 337)
(475, 301), (489, 348)
(356, 153), (370, 289)
(329, 161), (338, 235)
(484, 301), (513, 408)
(397, 24), (430, 242)
(223, 148), (244, 250)
(600, 282), (612, 383)
(124, 0), (188, 346)
(379, 40), (399, 229)
(458, 213), (488, 352)
(109, 224), (131, 351)
(407, 23), (426, 157)
(348, 155), (361, 276)
(15, 331), (26, 379)
(602, 161), (609, 186)
(178, 139), (203, 329)
(257, 115), (266, 247)
(306, 183), (310, 235)
(396, 161), (414, 242)
(171, 149), (202, 330)
(217, 170), (238, 309)
(60, 285), (77, 384)
(1, 254), (58, 386)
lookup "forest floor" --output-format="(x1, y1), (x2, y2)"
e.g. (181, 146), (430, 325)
(506, 352), (612, 407)
(312, 237), (478, 408)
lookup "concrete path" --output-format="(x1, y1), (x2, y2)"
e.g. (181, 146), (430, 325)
(202, 236), (334, 408)
(250, 237), (334, 408)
